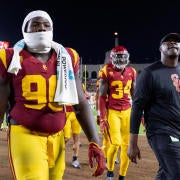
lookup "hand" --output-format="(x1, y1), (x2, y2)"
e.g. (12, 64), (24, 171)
(99, 119), (112, 143)
(141, 117), (146, 132)
(127, 144), (141, 164)
(85, 93), (90, 99)
(141, 117), (145, 126)
(99, 119), (109, 133)
(88, 142), (105, 176)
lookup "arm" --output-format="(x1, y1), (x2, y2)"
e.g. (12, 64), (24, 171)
(70, 48), (105, 176)
(95, 84), (99, 113)
(98, 78), (111, 143)
(130, 79), (136, 100)
(0, 77), (9, 125)
(73, 75), (100, 144)
(68, 47), (99, 143)
(128, 80), (142, 164)
(73, 75), (105, 176)
(98, 78), (108, 120)
(128, 69), (152, 163)
(127, 133), (141, 164)
(95, 84), (100, 125)
(130, 67), (136, 100)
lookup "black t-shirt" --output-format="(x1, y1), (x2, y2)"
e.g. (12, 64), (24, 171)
(130, 61), (180, 138)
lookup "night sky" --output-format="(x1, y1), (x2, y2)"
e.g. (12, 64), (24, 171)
(0, 1), (180, 64)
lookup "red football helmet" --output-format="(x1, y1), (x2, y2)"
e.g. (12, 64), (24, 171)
(110, 46), (130, 69)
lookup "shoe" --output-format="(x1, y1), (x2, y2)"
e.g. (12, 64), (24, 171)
(72, 160), (81, 168)
(115, 157), (119, 164)
(106, 171), (114, 180)
(119, 175), (125, 180)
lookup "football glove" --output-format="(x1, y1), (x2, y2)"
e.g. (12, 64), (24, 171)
(99, 119), (109, 133)
(99, 119), (112, 143)
(88, 142), (105, 176)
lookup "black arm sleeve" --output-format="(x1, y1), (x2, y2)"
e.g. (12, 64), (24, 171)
(130, 69), (153, 134)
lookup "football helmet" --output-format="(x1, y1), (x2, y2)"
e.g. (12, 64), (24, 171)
(110, 46), (130, 69)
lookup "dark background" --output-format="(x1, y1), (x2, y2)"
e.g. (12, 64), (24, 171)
(0, 0), (180, 64)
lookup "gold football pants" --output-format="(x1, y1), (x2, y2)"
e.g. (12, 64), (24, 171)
(8, 125), (65, 180)
(107, 108), (131, 176)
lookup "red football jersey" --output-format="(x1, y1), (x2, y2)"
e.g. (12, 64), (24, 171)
(0, 47), (79, 133)
(99, 64), (136, 111)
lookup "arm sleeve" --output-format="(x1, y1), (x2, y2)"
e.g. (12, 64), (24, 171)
(130, 69), (153, 134)
(98, 67), (108, 120)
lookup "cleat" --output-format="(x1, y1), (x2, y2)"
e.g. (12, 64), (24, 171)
(106, 171), (114, 180)
(72, 160), (81, 168)
(119, 175), (125, 180)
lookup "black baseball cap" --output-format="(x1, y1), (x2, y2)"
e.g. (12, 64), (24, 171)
(160, 33), (180, 45)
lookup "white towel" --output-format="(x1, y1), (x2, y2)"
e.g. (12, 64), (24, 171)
(7, 40), (25, 75)
(52, 41), (79, 105)
(7, 40), (79, 105)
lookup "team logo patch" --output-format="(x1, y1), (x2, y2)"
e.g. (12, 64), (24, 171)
(42, 64), (47, 70)
(171, 74), (180, 92)
(109, 71), (113, 76)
